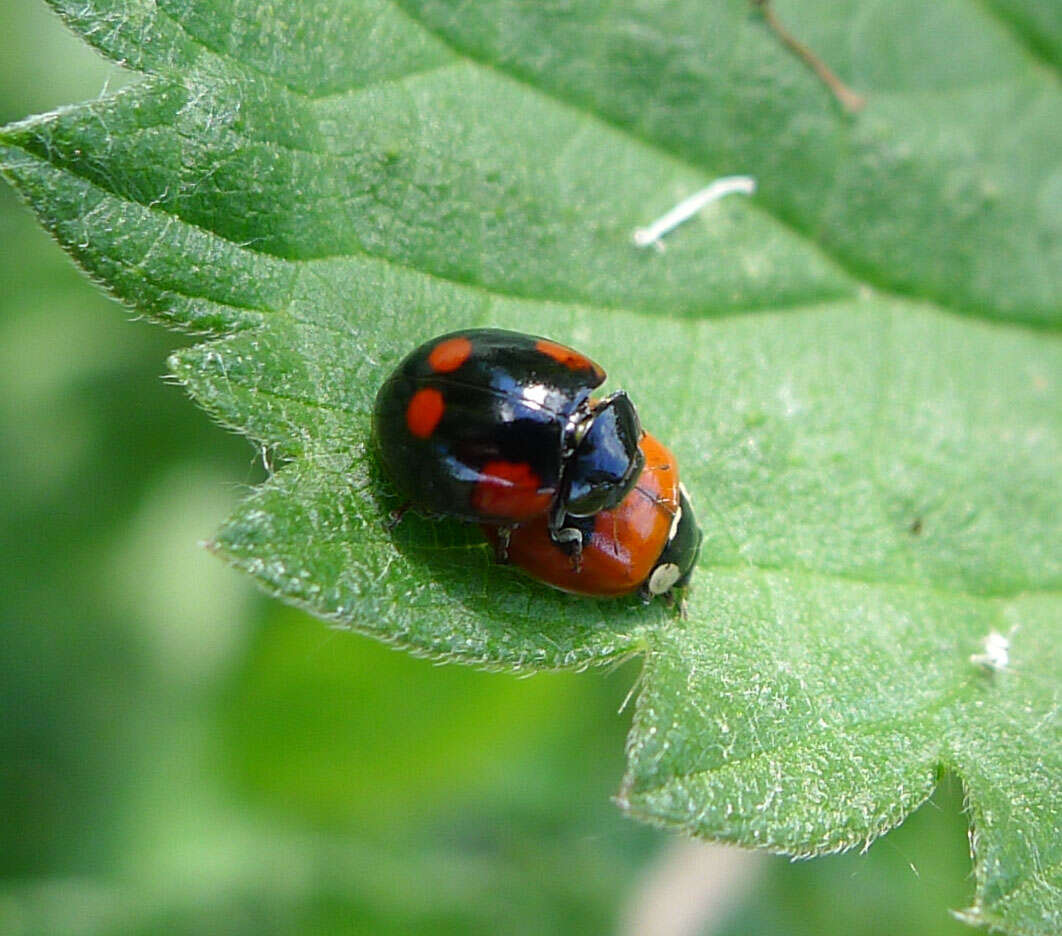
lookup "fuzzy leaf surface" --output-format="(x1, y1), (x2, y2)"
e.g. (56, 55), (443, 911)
(1, 1), (1059, 933)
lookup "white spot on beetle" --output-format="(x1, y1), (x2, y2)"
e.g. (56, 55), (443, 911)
(649, 562), (682, 596)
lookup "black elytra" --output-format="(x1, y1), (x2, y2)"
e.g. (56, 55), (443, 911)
(372, 328), (646, 541)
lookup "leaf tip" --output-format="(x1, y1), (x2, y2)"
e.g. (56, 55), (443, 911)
(612, 775), (634, 815)
(166, 348), (200, 384)
(949, 905), (984, 929)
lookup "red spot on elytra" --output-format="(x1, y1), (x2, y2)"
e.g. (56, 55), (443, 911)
(428, 336), (473, 373)
(472, 461), (553, 521)
(406, 387), (445, 438)
(535, 339), (603, 379)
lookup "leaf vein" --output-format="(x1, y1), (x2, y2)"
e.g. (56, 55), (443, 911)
(991, 854), (1062, 910)
(631, 682), (967, 796)
(693, 559), (1060, 603)
(386, 0), (1060, 330)
(0, 137), (860, 321)
(150, 1), (454, 100)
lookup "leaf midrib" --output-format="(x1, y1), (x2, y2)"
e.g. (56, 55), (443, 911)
(38, 0), (1062, 332)
(385, 0), (1059, 330)
(971, 0), (1062, 73)
(0, 133), (855, 321)
(5, 123), (1060, 349)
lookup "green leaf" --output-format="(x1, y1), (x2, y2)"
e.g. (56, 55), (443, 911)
(1, 1), (1059, 933)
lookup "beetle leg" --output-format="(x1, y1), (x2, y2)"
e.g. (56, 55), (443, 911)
(661, 589), (689, 619)
(547, 495), (568, 534)
(384, 502), (411, 531)
(493, 526), (512, 563)
(550, 525), (584, 572)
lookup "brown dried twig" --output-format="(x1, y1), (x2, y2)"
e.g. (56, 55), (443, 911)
(751, 1), (866, 114)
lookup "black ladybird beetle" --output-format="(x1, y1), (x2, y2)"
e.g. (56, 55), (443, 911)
(373, 329), (645, 551)
(483, 432), (702, 600)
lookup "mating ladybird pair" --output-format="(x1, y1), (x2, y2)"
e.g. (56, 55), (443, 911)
(373, 328), (701, 600)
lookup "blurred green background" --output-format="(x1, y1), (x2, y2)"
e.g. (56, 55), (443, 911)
(1, 2), (979, 933)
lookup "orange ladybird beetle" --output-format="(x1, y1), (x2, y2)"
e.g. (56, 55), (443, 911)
(485, 433), (702, 600)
